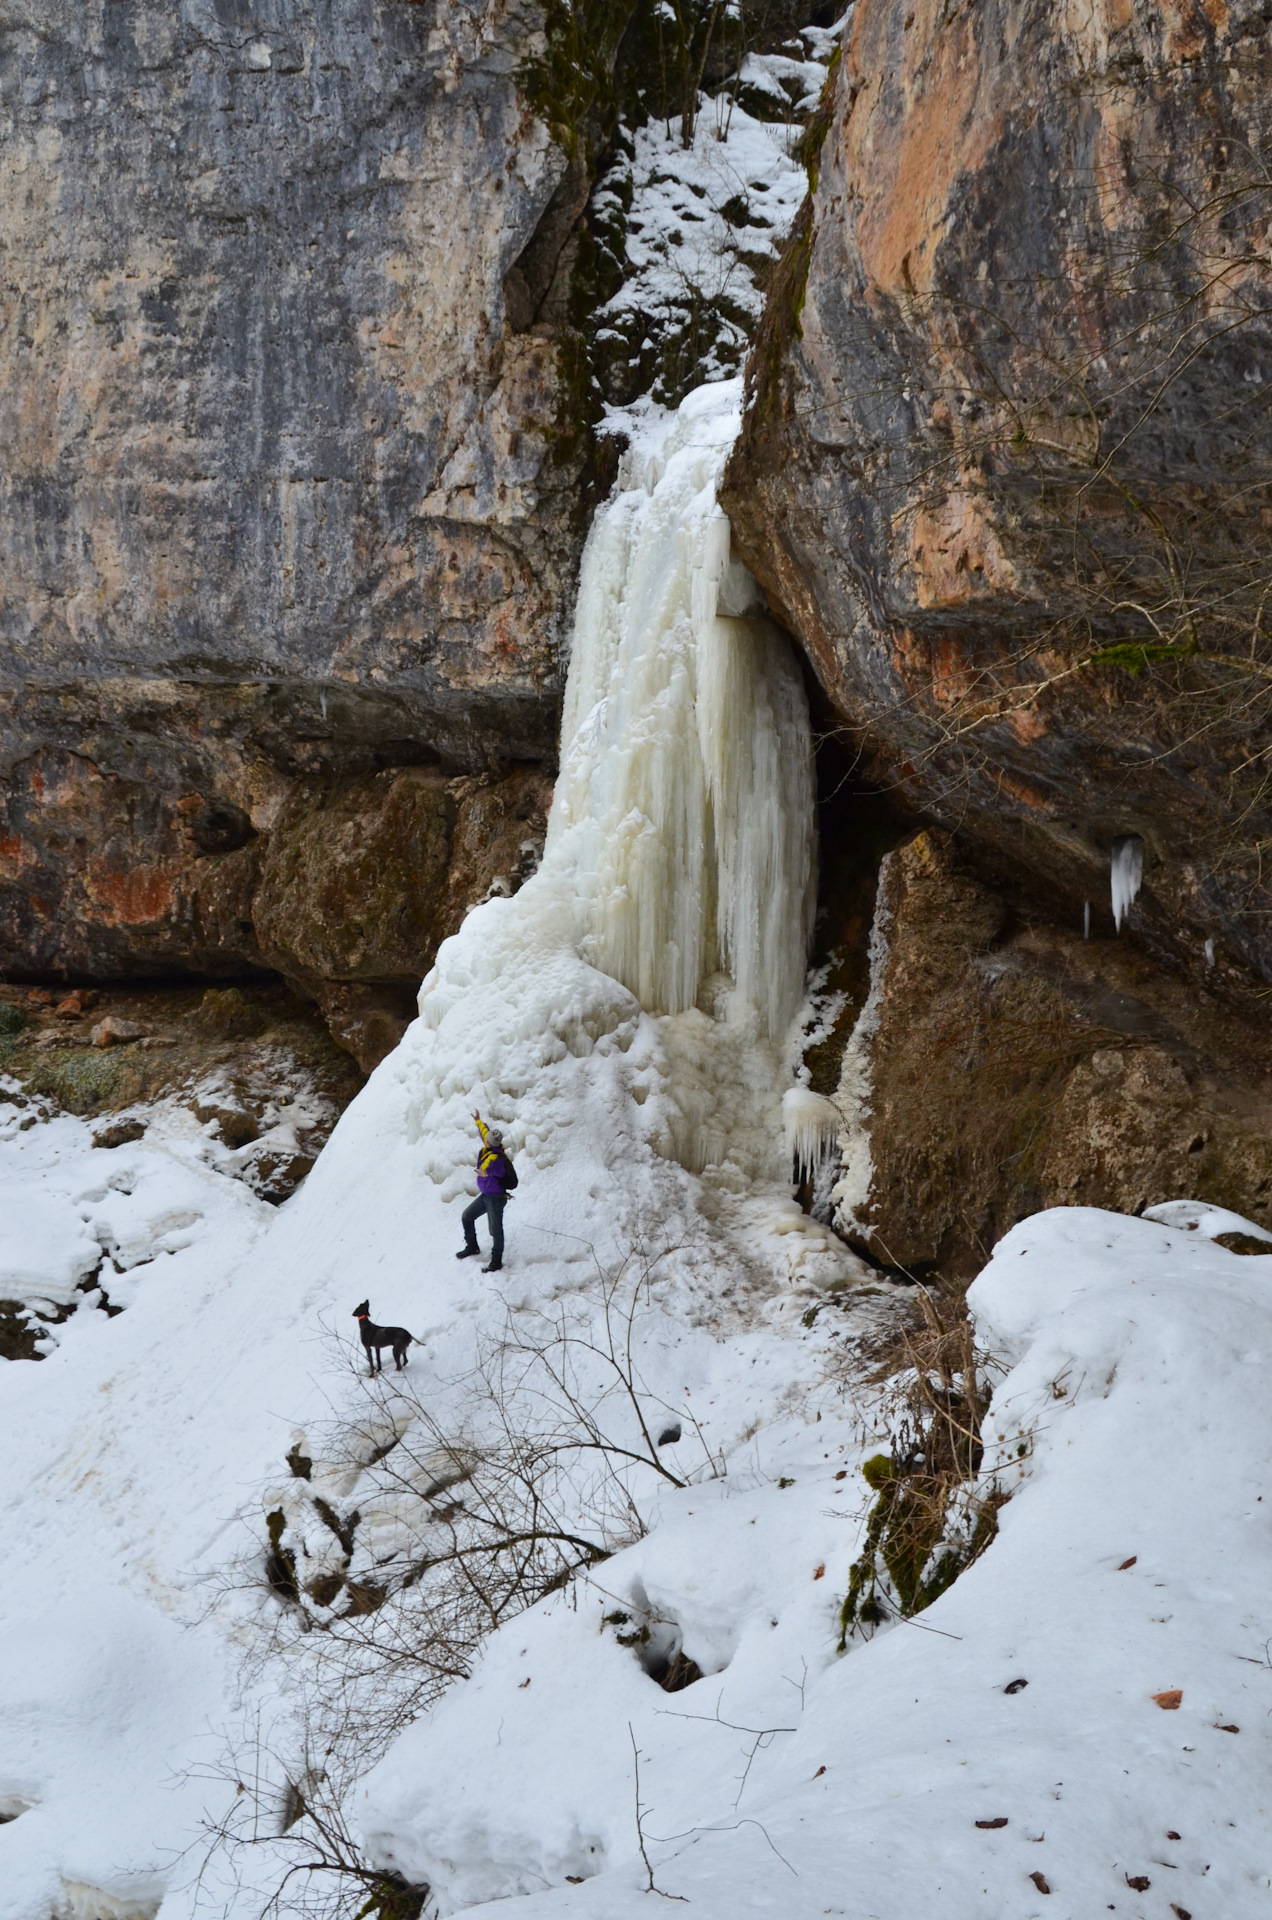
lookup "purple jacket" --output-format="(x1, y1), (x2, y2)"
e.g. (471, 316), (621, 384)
(477, 1153), (510, 1197)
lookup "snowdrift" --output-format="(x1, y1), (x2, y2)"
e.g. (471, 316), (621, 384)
(361, 1205), (1272, 1919)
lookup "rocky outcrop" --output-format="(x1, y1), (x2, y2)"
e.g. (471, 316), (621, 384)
(254, 761), (551, 1068)
(0, 0), (596, 1024)
(837, 831), (1272, 1281)
(725, 0), (1272, 981)
(0, 744), (550, 1066)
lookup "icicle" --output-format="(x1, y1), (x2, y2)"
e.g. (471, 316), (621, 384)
(1110, 835), (1143, 932)
(782, 1086), (841, 1181)
(1205, 937), (1216, 968)
(1083, 900), (1090, 940)
(548, 385), (816, 1037)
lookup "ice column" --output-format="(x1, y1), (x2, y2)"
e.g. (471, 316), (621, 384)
(782, 1086), (842, 1179)
(548, 385), (816, 1038)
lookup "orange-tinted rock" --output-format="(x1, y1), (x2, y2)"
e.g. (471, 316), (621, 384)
(725, 0), (1272, 980)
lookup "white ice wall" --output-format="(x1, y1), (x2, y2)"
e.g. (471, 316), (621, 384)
(548, 383), (816, 1039)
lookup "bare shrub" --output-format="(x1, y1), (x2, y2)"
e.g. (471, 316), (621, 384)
(196, 1241), (720, 1916)
(838, 1288), (1008, 1647)
(189, 1713), (429, 1920)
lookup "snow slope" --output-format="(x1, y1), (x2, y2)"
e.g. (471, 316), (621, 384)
(0, 964), (868, 1920)
(363, 1206), (1272, 1919)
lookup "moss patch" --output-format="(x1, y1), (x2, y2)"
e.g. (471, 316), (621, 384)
(22, 1048), (147, 1116)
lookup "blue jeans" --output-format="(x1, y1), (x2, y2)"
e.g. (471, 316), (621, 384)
(461, 1192), (505, 1264)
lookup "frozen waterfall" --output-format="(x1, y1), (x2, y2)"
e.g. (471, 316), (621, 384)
(548, 382), (816, 1039)
(414, 380), (819, 1181)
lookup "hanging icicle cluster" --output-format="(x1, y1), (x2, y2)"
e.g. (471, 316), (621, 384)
(1110, 835), (1143, 932)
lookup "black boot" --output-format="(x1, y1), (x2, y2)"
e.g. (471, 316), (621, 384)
(456, 1245), (480, 1260)
(482, 1259), (503, 1273)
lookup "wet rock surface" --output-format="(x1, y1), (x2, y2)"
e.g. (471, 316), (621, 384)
(725, 0), (1272, 982)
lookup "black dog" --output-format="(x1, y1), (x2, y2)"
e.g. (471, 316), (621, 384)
(352, 1300), (414, 1374)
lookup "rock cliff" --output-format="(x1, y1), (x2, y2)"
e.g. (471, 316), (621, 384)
(824, 828), (1272, 1279)
(0, 0), (591, 1036)
(726, 0), (1272, 978)
(725, 0), (1272, 1271)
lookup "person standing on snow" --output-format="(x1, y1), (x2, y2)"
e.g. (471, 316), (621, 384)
(456, 1109), (517, 1272)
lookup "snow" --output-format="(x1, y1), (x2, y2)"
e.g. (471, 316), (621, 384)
(735, 48), (828, 115)
(1143, 1195), (1272, 1243)
(0, 1093), (273, 1318)
(590, 30), (833, 404)
(360, 1208), (1272, 1919)
(594, 99), (809, 334)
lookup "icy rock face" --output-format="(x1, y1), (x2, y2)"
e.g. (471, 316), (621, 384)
(724, 0), (1272, 980)
(0, 0), (587, 990)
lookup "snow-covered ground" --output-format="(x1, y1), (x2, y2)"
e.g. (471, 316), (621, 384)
(6, 1046), (1272, 1920)
(359, 1203), (1272, 1919)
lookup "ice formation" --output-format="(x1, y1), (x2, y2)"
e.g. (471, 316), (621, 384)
(547, 383), (816, 1039)
(828, 851), (896, 1233)
(782, 1085), (842, 1180)
(1110, 833), (1143, 931)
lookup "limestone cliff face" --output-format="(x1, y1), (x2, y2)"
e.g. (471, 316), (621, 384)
(725, 0), (1272, 979)
(0, 0), (586, 1011)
